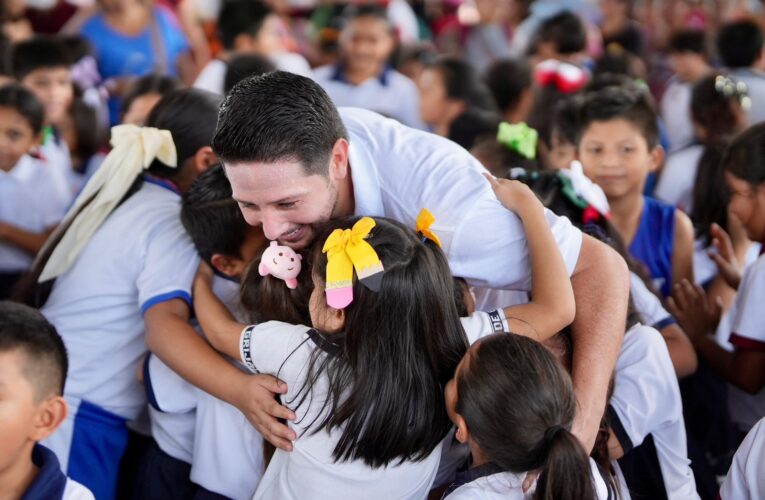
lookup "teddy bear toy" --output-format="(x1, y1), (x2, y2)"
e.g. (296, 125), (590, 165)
(258, 241), (302, 289)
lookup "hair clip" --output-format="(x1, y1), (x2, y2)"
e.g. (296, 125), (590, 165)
(534, 59), (588, 94)
(416, 208), (442, 247)
(714, 75), (751, 110)
(258, 241), (302, 289)
(497, 122), (538, 160)
(322, 217), (385, 309)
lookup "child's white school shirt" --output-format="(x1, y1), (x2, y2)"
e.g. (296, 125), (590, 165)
(609, 324), (698, 499)
(629, 272), (676, 331)
(316, 67), (426, 129)
(340, 107), (582, 292)
(41, 179), (199, 420)
(444, 458), (610, 500)
(720, 416), (765, 499)
(724, 252), (765, 433)
(0, 168), (45, 271)
(9, 154), (68, 227)
(25, 444), (94, 500)
(239, 320), (447, 500)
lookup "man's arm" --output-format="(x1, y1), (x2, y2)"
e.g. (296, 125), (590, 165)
(569, 235), (629, 452)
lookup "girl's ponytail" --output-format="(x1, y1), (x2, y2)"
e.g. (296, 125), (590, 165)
(535, 426), (596, 500)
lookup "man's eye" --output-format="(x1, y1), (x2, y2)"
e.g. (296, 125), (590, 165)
(279, 202), (297, 209)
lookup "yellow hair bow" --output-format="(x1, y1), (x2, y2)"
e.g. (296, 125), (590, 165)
(416, 208), (441, 248)
(322, 217), (385, 309)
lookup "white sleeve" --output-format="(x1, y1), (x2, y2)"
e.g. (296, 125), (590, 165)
(729, 257), (765, 350)
(239, 321), (314, 378)
(630, 272), (675, 330)
(137, 220), (200, 314)
(460, 310), (509, 345)
(720, 418), (765, 500)
(144, 353), (197, 414)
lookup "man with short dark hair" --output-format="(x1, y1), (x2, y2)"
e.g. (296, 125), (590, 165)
(213, 71), (630, 456)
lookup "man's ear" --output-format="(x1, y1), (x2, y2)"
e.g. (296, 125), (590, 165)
(210, 253), (240, 278)
(193, 146), (218, 175)
(648, 145), (665, 173)
(329, 138), (350, 180)
(30, 395), (67, 442)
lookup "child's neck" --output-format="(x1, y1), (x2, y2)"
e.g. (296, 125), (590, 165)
(608, 192), (645, 247)
(343, 63), (384, 86)
(469, 444), (491, 469)
(0, 445), (38, 499)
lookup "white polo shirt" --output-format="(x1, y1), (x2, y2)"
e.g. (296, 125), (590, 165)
(609, 324), (698, 499)
(0, 168), (46, 271)
(193, 52), (313, 95)
(317, 73), (426, 130)
(720, 416), (765, 500)
(654, 144), (703, 213)
(341, 108), (582, 291)
(41, 178), (200, 420)
(10, 154), (69, 227)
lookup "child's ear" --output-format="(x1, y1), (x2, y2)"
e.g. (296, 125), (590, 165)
(648, 145), (665, 173)
(193, 146), (218, 175)
(210, 253), (241, 278)
(233, 33), (257, 52)
(30, 395), (67, 442)
(453, 414), (470, 444)
(324, 307), (346, 333)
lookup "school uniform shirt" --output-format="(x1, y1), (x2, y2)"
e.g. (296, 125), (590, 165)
(41, 178), (199, 486)
(654, 144), (703, 213)
(629, 272), (676, 331)
(629, 197), (676, 298)
(23, 444), (94, 500)
(607, 324), (698, 500)
(444, 458), (610, 500)
(193, 52), (312, 95)
(729, 68), (765, 126)
(720, 416), (765, 499)
(659, 78), (695, 153)
(0, 169), (45, 272)
(724, 251), (765, 433)
(317, 71), (426, 130)
(10, 154), (70, 227)
(340, 107), (582, 291)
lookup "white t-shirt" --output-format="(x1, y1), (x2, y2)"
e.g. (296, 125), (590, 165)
(720, 416), (765, 500)
(41, 179), (200, 419)
(654, 144), (703, 213)
(239, 320), (446, 500)
(315, 68), (425, 129)
(724, 252), (765, 432)
(10, 154), (69, 227)
(660, 78), (695, 153)
(0, 168), (46, 271)
(729, 68), (765, 126)
(341, 108), (582, 291)
(609, 324), (698, 499)
(445, 458), (609, 500)
(193, 53), (313, 95)
(629, 272), (674, 330)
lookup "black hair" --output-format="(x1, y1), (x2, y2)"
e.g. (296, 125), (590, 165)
(455, 333), (595, 500)
(466, 114), (540, 175)
(575, 86), (659, 149)
(223, 53), (275, 94)
(213, 71), (348, 176)
(217, 0), (274, 51)
(722, 122), (765, 187)
(240, 252), (312, 326)
(717, 19), (763, 69)
(452, 277), (470, 317)
(58, 34), (93, 64)
(0, 301), (68, 398)
(18, 89), (222, 307)
(66, 97), (104, 173)
(0, 82), (44, 134)
(448, 107), (502, 150)
(342, 3), (390, 27)
(690, 73), (747, 245)
(585, 72), (645, 94)
(11, 35), (72, 80)
(181, 164), (251, 264)
(121, 74), (182, 120)
(667, 29), (708, 57)
(485, 58), (532, 115)
(550, 95), (581, 147)
(425, 56), (498, 112)
(290, 216), (468, 467)
(593, 45), (644, 80)
(533, 11), (587, 56)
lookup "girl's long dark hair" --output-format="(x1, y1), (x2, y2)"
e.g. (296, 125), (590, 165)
(456, 333), (595, 500)
(722, 122), (765, 186)
(15, 89), (222, 306)
(287, 216), (469, 467)
(690, 73), (745, 245)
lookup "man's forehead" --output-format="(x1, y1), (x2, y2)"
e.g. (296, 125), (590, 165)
(224, 161), (321, 200)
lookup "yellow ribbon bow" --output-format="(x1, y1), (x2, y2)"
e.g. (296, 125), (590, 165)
(322, 217), (385, 309)
(416, 208), (441, 248)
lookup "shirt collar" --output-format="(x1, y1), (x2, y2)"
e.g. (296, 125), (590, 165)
(330, 63), (392, 86)
(347, 128), (384, 218)
(21, 444), (68, 500)
(144, 174), (181, 195)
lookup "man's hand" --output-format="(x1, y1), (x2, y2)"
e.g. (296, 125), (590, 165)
(234, 374), (297, 451)
(709, 223), (742, 290)
(668, 279), (722, 344)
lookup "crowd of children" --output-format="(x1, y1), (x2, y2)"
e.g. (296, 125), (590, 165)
(2, 0), (765, 499)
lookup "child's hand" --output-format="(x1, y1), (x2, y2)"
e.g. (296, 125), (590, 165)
(484, 174), (542, 215)
(709, 223), (742, 290)
(668, 279), (722, 344)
